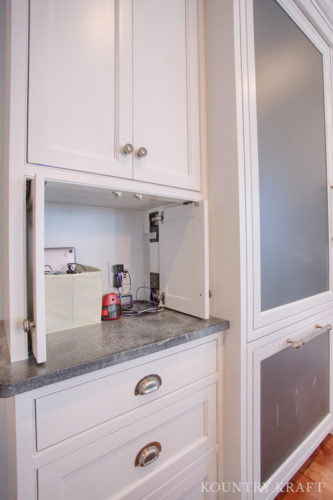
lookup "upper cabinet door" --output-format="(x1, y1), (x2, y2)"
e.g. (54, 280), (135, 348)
(27, 0), (133, 178)
(131, 0), (201, 191)
(244, 0), (333, 337)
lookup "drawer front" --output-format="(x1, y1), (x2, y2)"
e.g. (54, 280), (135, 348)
(260, 329), (330, 482)
(35, 340), (217, 450)
(38, 384), (217, 500)
(142, 453), (218, 500)
(248, 322), (333, 498)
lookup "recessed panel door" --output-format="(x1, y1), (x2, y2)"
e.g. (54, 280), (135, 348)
(159, 201), (209, 319)
(28, 0), (133, 178)
(132, 0), (201, 191)
(249, 0), (333, 333)
(27, 176), (47, 364)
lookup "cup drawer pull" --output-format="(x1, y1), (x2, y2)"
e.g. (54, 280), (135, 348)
(134, 374), (162, 395)
(135, 442), (162, 467)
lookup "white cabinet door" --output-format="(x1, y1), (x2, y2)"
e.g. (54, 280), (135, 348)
(27, 0), (202, 191)
(28, 176), (47, 364)
(28, 0), (133, 178)
(248, 321), (333, 499)
(132, 0), (201, 191)
(159, 201), (209, 319)
(242, 0), (333, 339)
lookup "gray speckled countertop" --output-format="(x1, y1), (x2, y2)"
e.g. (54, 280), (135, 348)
(0, 311), (229, 397)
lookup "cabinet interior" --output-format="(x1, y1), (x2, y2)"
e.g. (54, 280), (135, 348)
(26, 179), (205, 334)
(43, 182), (180, 299)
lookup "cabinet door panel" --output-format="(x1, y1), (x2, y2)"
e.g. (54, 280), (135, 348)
(26, 176), (46, 363)
(249, 321), (333, 498)
(254, 0), (329, 312)
(28, 0), (132, 178)
(246, 0), (333, 335)
(132, 0), (201, 191)
(261, 330), (329, 482)
(159, 201), (209, 319)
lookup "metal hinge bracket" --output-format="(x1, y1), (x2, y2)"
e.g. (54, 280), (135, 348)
(151, 212), (164, 225)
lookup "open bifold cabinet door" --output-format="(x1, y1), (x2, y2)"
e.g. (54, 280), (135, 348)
(27, 179), (209, 365)
(27, 175), (46, 363)
(158, 201), (209, 319)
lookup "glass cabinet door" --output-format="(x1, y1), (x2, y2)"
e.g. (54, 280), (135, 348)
(249, 323), (333, 497)
(249, 0), (332, 333)
(261, 330), (330, 482)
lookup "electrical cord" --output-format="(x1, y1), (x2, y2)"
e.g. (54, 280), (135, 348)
(67, 263), (87, 274)
(44, 263), (87, 275)
(121, 286), (163, 316)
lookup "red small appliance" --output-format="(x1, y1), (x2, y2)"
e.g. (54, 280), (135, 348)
(102, 293), (121, 320)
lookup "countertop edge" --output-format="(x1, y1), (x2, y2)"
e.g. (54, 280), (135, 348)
(0, 320), (229, 398)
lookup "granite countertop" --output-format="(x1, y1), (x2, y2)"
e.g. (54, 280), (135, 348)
(0, 310), (229, 397)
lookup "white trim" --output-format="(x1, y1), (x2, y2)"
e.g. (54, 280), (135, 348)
(4, 0), (30, 361)
(235, 0), (253, 496)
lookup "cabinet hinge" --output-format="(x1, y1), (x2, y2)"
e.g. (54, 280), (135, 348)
(150, 212), (164, 225)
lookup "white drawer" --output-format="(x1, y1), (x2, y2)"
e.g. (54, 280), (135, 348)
(142, 452), (218, 500)
(35, 339), (217, 450)
(37, 384), (217, 500)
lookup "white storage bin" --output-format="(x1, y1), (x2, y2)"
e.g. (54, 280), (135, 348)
(45, 266), (102, 333)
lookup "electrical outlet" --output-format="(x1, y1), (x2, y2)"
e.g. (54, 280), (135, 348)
(113, 264), (124, 288)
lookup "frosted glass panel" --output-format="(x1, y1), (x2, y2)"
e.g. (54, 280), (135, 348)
(253, 0), (329, 311)
(261, 330), (329, 482)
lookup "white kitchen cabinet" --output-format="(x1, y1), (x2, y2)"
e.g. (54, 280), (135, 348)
(0, 336), (221, 500)
(205, 0), (333, 497)
(28, 0), (202, 191)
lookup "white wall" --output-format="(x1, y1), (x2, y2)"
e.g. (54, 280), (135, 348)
(44, 203), (149, 297)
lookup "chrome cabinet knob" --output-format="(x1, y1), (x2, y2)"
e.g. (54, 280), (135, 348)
(134, 374), (162, 395)
(122, 143), (134, 155)
(23, 319), (35, 333)
(136, 146), (148, 158)
(135, 442), (162, 467)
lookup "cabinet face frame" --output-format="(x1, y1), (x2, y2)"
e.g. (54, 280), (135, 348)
(239, 0), (333, 341)
(247, 315), (333, 499)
